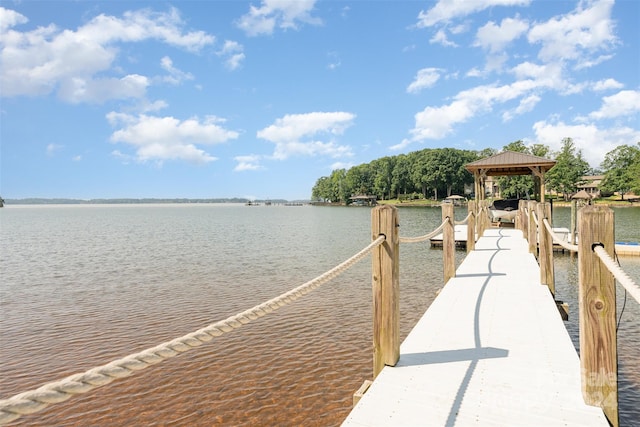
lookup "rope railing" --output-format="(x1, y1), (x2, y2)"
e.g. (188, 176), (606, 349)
(593, 245), (640, 306)
(399, 218), (449, 244)
(454, 211), (472, 226)
(0, 235), (386, 425)
(542, 218), (579, 252)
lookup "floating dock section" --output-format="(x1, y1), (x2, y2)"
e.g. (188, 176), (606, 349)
(343, 228), (609, 426)
(429, 224), (473, 249)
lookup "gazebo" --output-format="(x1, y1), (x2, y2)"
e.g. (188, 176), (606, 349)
(465, 151), (557, 202)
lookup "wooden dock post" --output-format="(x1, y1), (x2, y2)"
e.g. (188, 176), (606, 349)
(528, 201), (537, 254)
(517, 200), (527, 234)
(442, 202), (455, 284)
(371, 205), (400, 378)
(578, 206), (618, 427)
(467, 201), (476, 253)
(536, 202), (555, 295)
(515, 200), (524, 231)
(570, 199), (577, 245)
(477, 200), (487, 237)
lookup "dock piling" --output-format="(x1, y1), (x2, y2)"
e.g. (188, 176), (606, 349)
(371, 205), (400, 378)
(578, 206), (618, 427)
(442, 203), (455, 284)
(537, 202), (555, 296)
(467, 201), (476, 253)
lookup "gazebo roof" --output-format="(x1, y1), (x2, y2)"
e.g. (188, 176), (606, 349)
(465, 151), (556, 177)
(572, 189), (592, 200)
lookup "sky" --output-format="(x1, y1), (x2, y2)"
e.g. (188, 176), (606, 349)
(1, 0), (639, 201)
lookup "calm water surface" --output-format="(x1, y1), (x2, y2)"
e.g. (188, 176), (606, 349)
(1, 204), (638, 426)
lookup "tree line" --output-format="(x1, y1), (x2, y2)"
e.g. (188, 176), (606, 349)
(311, 139), (640, 203)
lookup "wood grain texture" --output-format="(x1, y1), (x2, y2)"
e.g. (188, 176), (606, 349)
(371, 205), (399, 378)
(578, 206), (618, 427)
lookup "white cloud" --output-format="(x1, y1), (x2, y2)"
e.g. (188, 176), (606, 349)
(502, 94), (540, 121)
(450, 22), (470, 35)
(483, 52), (509, 74)
(527, 0), (617, 66)
(80, 8), (214, 51)
(588, 90), (640, 120)
(509, 61), (565, 91)
(139, 99), (169, 113)
(257, 112), (355, 160)
(58, 74), (149, 104)
(0, 7), (28, 32)
(46, 143), (63, 156)
(330, 161), (354, 170)
(0, 7), (214, 102)
(532, 119), (640, 167)
(407, 68), (442, 94)
(390, 138), (412, 151)
(236, 0), (321, 37)
(474, 17), (528, 53)
(573, 54), (613, 70)
(417, 0), (530, 27)
(466, 68), (482, 78)
(107, 113), (239, 164)
(429, 29), (457, 47)
(410, 100), (474, 140)
(217, 40), (245, 70)
(160, 56), (194, 85)
(111, 150), (132, 164)
(408, 79), (542, 141)
(234, 155), (263, 171)
(592, 78), (623, 92)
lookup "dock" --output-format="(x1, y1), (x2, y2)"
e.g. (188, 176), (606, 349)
(432, 225), (640, 256)
(343, 227), (609, 426)
(429, 224), (473, 248)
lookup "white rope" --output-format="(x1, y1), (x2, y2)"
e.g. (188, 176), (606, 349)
(542, 218), (579, 253)
(454, 211), (472, 226)
(593, 245), (640, 306)
(399, 218), (449, 244)
(531, 210), (539, 226)
(0, 235), (385, 425)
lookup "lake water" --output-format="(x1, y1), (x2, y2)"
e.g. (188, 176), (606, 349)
(1, 204), (638, 426)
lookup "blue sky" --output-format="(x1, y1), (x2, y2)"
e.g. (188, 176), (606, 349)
(1, 0), (639, 200)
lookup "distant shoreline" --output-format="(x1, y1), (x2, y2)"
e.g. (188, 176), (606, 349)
(3, 197), (637, 208)
(2, 198), (309, 205)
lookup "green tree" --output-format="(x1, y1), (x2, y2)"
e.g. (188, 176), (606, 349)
(497, 141), (536, 199)
(546, 138), (590, 201)
(434, 148), (477, 197)
(478, 148), (498, 158)
(310, 147), (500, 202)
(411, 150), (435, 198)
(371, 157), (395, 200)
(600, 143), (640, 200)
(530, 144), (550, 158)
(311, 176), (332, 201)
(345, 163), (373, 200)
(413, 149), (449, 199)
(391, 154), (412, 199)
